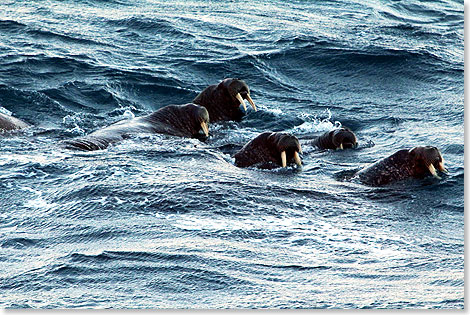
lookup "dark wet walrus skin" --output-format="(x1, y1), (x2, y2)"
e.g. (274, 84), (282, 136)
(234, 132), (302, 169)
(64, 103), (209, 151)
(355, 146), (447, 186)
(310, 127), (357, 150)
(0, 112), (29, 132)
(193, 78), (255, 122)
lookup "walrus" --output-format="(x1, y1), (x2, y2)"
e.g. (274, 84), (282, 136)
(309, 127), (358, 150)
(193, 78), (257, 122)
(355, 146), (447, 186)
(234, 132), (302, 169)
(0, 112), (30, 132)
(64, 103), (210, 151)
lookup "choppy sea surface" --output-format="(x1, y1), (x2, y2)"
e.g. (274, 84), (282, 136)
(0, 0), (464, 309)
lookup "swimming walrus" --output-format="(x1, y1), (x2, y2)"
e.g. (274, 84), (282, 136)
(193, 78), (257, 122)
(355, 146), (447, 186)
(64, 103), (210, 151)
(309, 127), (358, 150)
(234, 132), (302, 169)
(0, 112), (30, 132)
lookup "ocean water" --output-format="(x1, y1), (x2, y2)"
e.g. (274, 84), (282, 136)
(0, 0), (464, 309)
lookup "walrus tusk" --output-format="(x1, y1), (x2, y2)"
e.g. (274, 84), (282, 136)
(200, 121), (209, 136)
(281, 151), (287, 168)
(294, 151), (302, 166)
(246, 94), (257, 111)
(428, 164), (441, 179)
(235, 93), (247, 111)
(339, 143), (343, 150)
(438, 160), (448, 174)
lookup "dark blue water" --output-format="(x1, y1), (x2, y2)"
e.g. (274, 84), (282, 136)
(0, 0), (464, 309)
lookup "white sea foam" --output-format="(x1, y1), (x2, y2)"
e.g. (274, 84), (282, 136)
(20, 187), (57, 211)
(0, 106), (12, 115)
(291, 109), (342, 134)
(266, 108), (283, 115)
(121, 109), (135, 120)
(0, 153), (67, 166)
(62, 114), (86, 135)
(23, 197), (57, 210)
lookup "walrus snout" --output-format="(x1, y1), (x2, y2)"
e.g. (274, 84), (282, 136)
(194, 78), (257, 122)
(269, 133), (302, 167)
(310, 127), (358, 150)
(234, 132), (301, 169)
(332, 128), (357, 150)
(193, 105), (210, 137)
(409, 146), (447, 179)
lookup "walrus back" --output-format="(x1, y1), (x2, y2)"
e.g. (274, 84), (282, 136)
(0, 113), (29, 131)
(311, 130), (336, 150)
(63, 104), (203, 151)
(63, 137), (113, 151)
(144, 104), (200, 138)
(356, 149), (413, 186)
(234, 132), (273, 168)
(63, 118), (142, 151)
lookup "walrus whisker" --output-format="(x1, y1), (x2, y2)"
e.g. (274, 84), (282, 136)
(235, 93), (247, 111)
(201, 121), (209, 136)
(294, 151), (302, 166)
(427, 164), (441, 179)
(246, 94), (257, 111)
(281, 151), (287, 168)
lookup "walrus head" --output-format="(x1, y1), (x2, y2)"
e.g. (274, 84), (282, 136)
(331, 128), (358, 150)
(234, 132), (302, 169)
(188, 103), (210, 138)
(144, 103), (210, 139)
(221, 78), (257, 112)
(193, 78), (257, 122)
(172, 104), (210, 139)
(409, 146), (447, 179)
(356, 145), (447, 186)
(64, 103), (211, 151)
(313, 127), (358, 150)
(269, 133), (302, 168)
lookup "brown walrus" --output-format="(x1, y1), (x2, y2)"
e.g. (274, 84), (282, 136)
(309, 127), (358, 150)
(234, 132), (302, 169)
(64, 103), (209, 151)
(0, 112), (30, 132)
(355, 146), (447, 186)
(193, 78), (257, 122)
